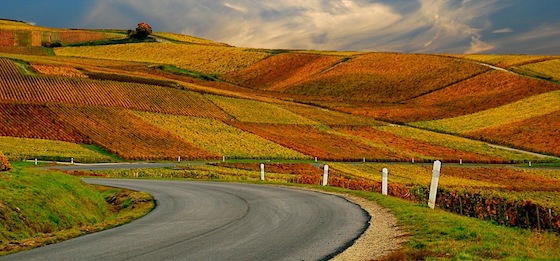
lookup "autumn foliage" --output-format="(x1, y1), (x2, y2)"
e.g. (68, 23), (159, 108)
(360, 70), (560, 123)
(0, 151), (11, 171)
(50, 105), (218, 160)
(468, 111), (560, 156)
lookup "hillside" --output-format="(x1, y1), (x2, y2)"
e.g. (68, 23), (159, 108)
(0, 20), (559, 162)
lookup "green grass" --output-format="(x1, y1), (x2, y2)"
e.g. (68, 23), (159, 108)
(0, 163), (109, 245)
(157, 64), (219, 81)
(319, 187), (560, 260)
(65, 37), (154, 47)
(0, 163), (154, 255)
(0, 136), (115, 163)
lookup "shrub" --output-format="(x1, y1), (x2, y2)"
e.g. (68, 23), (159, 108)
(0, 151), (11, 171)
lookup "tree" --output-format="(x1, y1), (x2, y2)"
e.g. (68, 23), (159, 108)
(129, 22), (153, 40)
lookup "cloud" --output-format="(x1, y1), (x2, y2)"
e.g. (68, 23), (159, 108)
(489, 22), (560, 54)
(223, 2), (248, 14)
(493, 28), (513, 34)
(80, 0), (558, 54)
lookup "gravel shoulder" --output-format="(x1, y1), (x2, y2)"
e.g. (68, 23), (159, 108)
(303, 189), (409, 261)
(333, 194), (408, 260)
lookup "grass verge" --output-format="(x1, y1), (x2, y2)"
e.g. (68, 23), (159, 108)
(0, 163), (154, 256)
(315, 186), (560, 260)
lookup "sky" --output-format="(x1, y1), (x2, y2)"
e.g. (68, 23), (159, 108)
(1, 0), (560, 54)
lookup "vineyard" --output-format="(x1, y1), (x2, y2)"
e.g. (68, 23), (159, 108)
(0, 102), (90, 143)
(152, 32), (229, 46)
(334, 126), (507, 163)
(0, 136), (112, 163)
(229, 123), (404, 161)
(0, 58), (230, 119)
(30, 63), (88, 78)
(206, 95), (318, 124)
(360, 70), (560, 122)
(134, 112), (309, 159)
(49, 105), (217, 160)
(54, 42), (270, 75)
(375, 125), (541, 162)
(467, 111), (560, 156)
(411, 90), (560, 134)
(281, 53), (490, 103)
(1, 21), (560, 252)
(453, 54), (556, 68)
(518, 59), (560, 81)
(221, 53), (344, 91)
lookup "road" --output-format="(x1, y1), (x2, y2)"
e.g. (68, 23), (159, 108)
(1, 179), (369, 261)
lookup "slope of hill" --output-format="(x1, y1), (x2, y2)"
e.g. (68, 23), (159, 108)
(0, 19), (124, 48)
(1, 21), (559, 161)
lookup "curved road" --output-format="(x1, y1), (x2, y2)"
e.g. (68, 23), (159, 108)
(2, 179), (369, 261)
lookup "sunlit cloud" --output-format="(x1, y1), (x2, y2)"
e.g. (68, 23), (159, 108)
(80, 0), (560, 54)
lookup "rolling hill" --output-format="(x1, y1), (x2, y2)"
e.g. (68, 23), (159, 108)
(0, 19), (559, 163)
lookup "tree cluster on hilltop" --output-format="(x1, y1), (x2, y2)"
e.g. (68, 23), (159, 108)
(127, 22), (153, 40)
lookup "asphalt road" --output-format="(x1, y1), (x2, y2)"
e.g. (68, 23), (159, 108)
(2, 179), (369, 261)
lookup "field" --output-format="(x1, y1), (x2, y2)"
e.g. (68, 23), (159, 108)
(282, 53), (489, 103)
(30, 63), (88, 78)
(206, 95), (318, 124)
(0, 136), (112, 162)
(378, 70), (560, 122)
(230, 123), (403, 161)
(411, 90), (560, 134)
(54, 42), (270, 75)
(375, 125), (541, 162)
(468, 111), (560, 156)
(152, 32), (228, 46)
(335, 126), (508, 163)
(50, 105), (217, 160)
(134, 112), (309, 159)
(518, 58), (560, 81)
(0, 102), (90, 143)
(453, 54), (556, 68)
(0, 58), (230, 119)
(221, 53), (344, 91)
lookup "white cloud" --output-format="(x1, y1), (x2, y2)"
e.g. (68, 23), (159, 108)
(81, 0), (559, 54)
(493, 28), (513, 34)
(223, 2), (249, 14)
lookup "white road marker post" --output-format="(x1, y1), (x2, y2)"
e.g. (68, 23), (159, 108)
(322, 164), (329, 186)
(460, 159), (463, 165)
(428, 160), (442, 209)
(34, 158), (38, 165)
(382, 168), (389, 195)
(260, 163), (265, 181)
(71, 157), (74, 165)
(178, 156), (181, 163)
(223, 156), (226, 162)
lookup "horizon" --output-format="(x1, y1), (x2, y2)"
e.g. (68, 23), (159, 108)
(1, 0), (560, 54)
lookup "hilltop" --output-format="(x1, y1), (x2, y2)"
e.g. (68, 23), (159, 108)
(1, 19), (559, 162)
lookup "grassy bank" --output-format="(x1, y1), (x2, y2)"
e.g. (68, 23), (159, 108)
(0, 163), (153, 255)
(318, 186), (560, 260)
